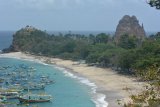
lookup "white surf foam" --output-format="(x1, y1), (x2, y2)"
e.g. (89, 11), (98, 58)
(55, 66), (108, 107)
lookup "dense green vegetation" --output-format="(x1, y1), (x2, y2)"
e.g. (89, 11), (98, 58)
(3, 27), (160, 74)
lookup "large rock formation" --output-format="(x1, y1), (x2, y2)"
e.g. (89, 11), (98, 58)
(115, 15), (146, 43)
(3, 26), (48, 53)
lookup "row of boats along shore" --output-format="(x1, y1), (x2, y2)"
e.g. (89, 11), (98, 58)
(0, 64), (54, 106)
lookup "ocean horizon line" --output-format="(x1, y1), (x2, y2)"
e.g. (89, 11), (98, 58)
(0, 30), (157, 36)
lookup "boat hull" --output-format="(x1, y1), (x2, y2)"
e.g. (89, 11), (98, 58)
(18, 97), (50, 103)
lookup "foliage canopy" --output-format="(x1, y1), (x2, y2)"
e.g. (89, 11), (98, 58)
(148, 0), (160, 9)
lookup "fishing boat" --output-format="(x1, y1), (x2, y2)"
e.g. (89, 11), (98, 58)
(0, 64), (54, 104)
(22, 82), (45, 90)
(18, 94), (52, 103)
(0, 91), (19, 99)
(0, 95), (7, 102)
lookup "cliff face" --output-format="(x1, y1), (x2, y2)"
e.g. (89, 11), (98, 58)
(115, 15), (146, 43)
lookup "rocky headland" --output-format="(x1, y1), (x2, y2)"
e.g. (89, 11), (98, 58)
(115, 15), (146, 43)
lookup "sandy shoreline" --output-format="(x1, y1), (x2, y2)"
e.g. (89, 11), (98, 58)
(0, 52), (145, 107)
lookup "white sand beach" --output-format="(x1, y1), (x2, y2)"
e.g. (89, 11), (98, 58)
(0, 52), (145, 107)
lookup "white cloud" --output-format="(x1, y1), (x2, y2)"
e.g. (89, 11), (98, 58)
(8, 0), (147, 10)
(13, 0), (56, 10)
(11, 0), (119, 10)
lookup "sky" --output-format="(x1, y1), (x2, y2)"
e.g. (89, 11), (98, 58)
(0, 0), (159, 32)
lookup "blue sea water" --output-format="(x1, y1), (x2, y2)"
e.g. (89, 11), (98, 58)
(0, 57), (97, 107)
(0, 31), (14, 50)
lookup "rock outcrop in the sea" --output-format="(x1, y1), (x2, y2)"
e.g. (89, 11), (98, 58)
(114, 15), (146, 43)
(3, 26), (48, 53)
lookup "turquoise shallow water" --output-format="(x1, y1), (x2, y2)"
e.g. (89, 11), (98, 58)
(0, 57), (96, 107)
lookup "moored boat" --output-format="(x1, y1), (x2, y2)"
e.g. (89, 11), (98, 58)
(18, 94), (52, 103)
(0, 91), (19, 99)
(22, 83), (45, 90)
(0, 95), (7, 102)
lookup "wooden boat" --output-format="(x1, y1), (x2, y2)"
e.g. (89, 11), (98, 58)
(23, 83), (45, 90)
(0, 95), (7, 102)
(0, 91), (19, 99)
(0, 64), (53, 104)
(0, 103), (5, 107)
(18, 94), (52, 103)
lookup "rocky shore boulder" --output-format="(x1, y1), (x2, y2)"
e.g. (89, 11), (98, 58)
(114, 15), (146, 43)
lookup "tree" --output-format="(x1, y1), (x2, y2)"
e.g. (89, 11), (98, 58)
(118, 34), (138, 49)
(62, 41), (76, 53)
(95, 33), (109, 44)
(148, 0), (160, 9)
(118, 49), (138, 73)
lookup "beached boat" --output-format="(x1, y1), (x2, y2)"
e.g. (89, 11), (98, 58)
(18, 94), (52, 103)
